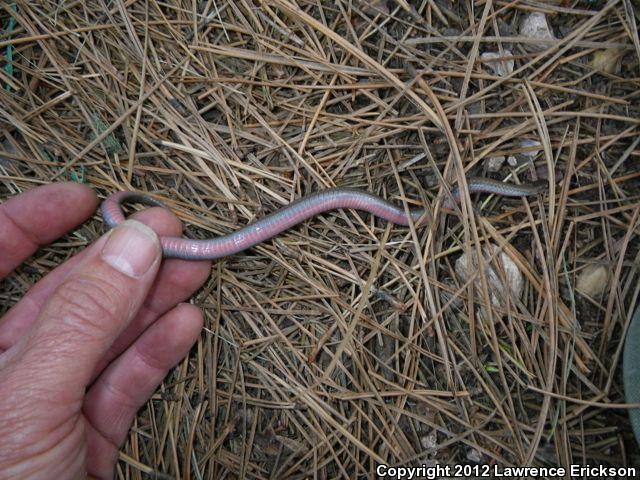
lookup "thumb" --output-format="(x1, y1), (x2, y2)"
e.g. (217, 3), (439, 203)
(12, 219), (162, 398)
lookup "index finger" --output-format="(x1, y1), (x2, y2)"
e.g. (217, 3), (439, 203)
(0, 182), (98, 278)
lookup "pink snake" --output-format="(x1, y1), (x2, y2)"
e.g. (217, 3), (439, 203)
(101, 178), (545, 260)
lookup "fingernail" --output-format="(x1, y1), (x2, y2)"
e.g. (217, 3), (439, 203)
(101, 220), (159, 277)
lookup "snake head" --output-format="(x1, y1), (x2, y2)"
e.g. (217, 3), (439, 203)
(530, 179), (548, 194)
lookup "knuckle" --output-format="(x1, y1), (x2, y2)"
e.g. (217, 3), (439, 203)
(103, 377), (138, 411)
(49, 274), (131, 338)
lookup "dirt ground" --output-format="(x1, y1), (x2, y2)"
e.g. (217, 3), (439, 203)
(1, 1), (640, 478)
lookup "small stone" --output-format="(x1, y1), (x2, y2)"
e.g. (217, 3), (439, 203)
(506, 156), (518, 166)
(591, 48), (624, 75)
(576, 264), (610, 297)
(520, 12), (556, 51)
(519, 139), (541, 160)
(420, 431), (438, 450)
(487, 156), (506, 172)
(455, 244), (524, 309)
(467, 447), (483, 463)
(480, 50), (514, 77)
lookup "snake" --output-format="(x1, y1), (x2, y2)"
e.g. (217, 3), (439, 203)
(101, 178), (640, 445)
(101, 177), (545, 260)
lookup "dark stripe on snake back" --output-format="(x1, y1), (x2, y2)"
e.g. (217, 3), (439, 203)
(101, 177), (545, 260)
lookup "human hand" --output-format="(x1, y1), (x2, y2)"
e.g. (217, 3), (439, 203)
(0, 183), (211, 479)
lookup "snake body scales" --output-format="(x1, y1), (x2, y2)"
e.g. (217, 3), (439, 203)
(101, 177), (545, 260)
(102, 178), (640, 446)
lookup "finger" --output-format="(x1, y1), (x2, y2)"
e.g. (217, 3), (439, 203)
(0, 207), (179, 349)
(0, 182), (97, 278)
(83, 303), (203, 479)
(92, 256), (210, 378)
(9, 219), (162, 399)
(0, 207), (210, 354)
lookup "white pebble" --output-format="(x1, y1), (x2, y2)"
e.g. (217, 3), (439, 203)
(487, 156), (506, 172)
(455, 243), (524, 309)
(520, 12), (556, 51)
(577, 264), (610, 297)
(480, 50), (514, 77)
(520, 139), (541, 160)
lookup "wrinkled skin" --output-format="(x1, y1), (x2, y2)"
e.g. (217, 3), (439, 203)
(0, 183), (211, 479)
